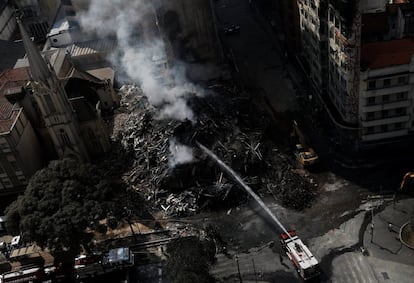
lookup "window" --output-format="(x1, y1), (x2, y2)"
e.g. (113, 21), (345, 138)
(60, 129), (71, 146)
(366, 112), (375, 120)
(382, 95), (390, 103)
(1, 178), (12, 188)
(17, 175), (26, 183)
(383, 79), (391, 87)
(368, 80), (376, 90)
(398, 76), (408, 84)
(10, 161), (19, 172)
(396, 92), (407, 100)
(382, 110), (389, 117)
(367, 97), (375, 105)
(0, 141), (8, 151)
(394, 122), (403, 129)
(366, 126), (374, 134)
(395, 107), (405, 115)
(381, 124), (388, 132)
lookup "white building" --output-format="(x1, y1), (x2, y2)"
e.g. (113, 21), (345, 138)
(359, 39), (414, 143)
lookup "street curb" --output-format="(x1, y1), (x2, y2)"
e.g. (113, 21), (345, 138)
(399, 222), (414, 250)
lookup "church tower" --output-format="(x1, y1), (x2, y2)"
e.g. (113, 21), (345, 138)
(18, 20), (89, 162)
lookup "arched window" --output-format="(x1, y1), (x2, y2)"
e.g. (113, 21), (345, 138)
(60, 129), (71, 146)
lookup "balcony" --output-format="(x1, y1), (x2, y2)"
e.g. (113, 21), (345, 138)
(362, 100), (411, 112)
(362, 129), (408, 142)
(364, 84), (410, 96)
(361, 115), (409, 127)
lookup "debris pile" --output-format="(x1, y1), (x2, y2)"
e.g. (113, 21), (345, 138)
(111, 83), (317, 216)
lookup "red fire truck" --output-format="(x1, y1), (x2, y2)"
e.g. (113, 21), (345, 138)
(280, 231), (320, 280)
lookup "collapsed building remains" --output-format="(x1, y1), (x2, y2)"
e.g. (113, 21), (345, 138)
(109, 83), (318, 216)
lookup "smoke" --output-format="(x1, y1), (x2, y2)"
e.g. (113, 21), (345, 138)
(79, 0), (204, 121)
(168, 139), (194, 168)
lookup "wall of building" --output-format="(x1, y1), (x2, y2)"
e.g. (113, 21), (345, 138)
(160, 0), (219, 62)
(15, 0), (50, 40)
(0, 109), (43, 191)
(38, 0), (61, 24)
(360, 0), (388, 13)
(47, 29), (74, 47)
(327, 2), (361, 124)
(14, 110), (44, 178)
(359, 62), (414, 142)
(298, 0), (328, 94)
(79, 118), (110, 157)
(0, 2), (17, 40)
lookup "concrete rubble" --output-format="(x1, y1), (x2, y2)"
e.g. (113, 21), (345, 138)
(110, 83), (318, 216)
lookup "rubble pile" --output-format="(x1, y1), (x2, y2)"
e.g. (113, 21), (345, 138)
(112, 84), (317, 216)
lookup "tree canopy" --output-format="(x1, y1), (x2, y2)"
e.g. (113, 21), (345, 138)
(165, 237), (215, 283)
(5, 158), (116, 260)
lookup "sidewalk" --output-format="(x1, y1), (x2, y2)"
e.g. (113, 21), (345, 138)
(363, 199), (414, 266)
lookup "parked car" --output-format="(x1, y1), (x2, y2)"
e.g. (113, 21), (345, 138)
(223, 24), (240, 35)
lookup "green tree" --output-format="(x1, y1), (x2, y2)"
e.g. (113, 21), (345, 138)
(5, 158), (115, 263)
(165, 237), (216, 283)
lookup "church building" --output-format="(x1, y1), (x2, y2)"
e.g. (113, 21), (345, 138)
(0, 20), (118, 194)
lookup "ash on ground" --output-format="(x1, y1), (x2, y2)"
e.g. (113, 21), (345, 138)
(108, 83), (318, 216)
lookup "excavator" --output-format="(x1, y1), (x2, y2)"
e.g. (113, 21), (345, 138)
(291, 120), (319, 167)
(400, 172), (414, 190)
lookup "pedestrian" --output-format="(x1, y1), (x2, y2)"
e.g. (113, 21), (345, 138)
(388, 223), (393, 232)
(279, 254), (283, 264)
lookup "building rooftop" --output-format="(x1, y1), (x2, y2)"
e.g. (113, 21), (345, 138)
(0, 40), (25, 71)
(0, 68), (30, 134)
(86, 67), (115, 84)
(361, 38), (414, 70)
(67, 38), (117, 57)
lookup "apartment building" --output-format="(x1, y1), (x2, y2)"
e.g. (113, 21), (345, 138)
(298, 0), (328, 95)
(296, 0), (414, 149)
(359, 38), (414, 143)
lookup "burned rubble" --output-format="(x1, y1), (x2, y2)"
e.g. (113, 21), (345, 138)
(110, 83), (317, 216)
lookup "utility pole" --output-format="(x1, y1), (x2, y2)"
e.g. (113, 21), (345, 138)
(235, 251), (243, 283)
(370, 198), (374, 243)
(252, 258), (258, 283)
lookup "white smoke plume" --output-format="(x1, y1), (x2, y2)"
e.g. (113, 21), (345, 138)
(168, 139), (194, 168)
(79, 0), (204, 121)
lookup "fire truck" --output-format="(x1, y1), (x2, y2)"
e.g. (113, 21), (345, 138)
(280, 231), (320, 280)
(0, 266), (43, 283)
(197, 142), (321, 281)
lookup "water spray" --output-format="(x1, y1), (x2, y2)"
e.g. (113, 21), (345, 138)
(196, 141), (293, 240)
